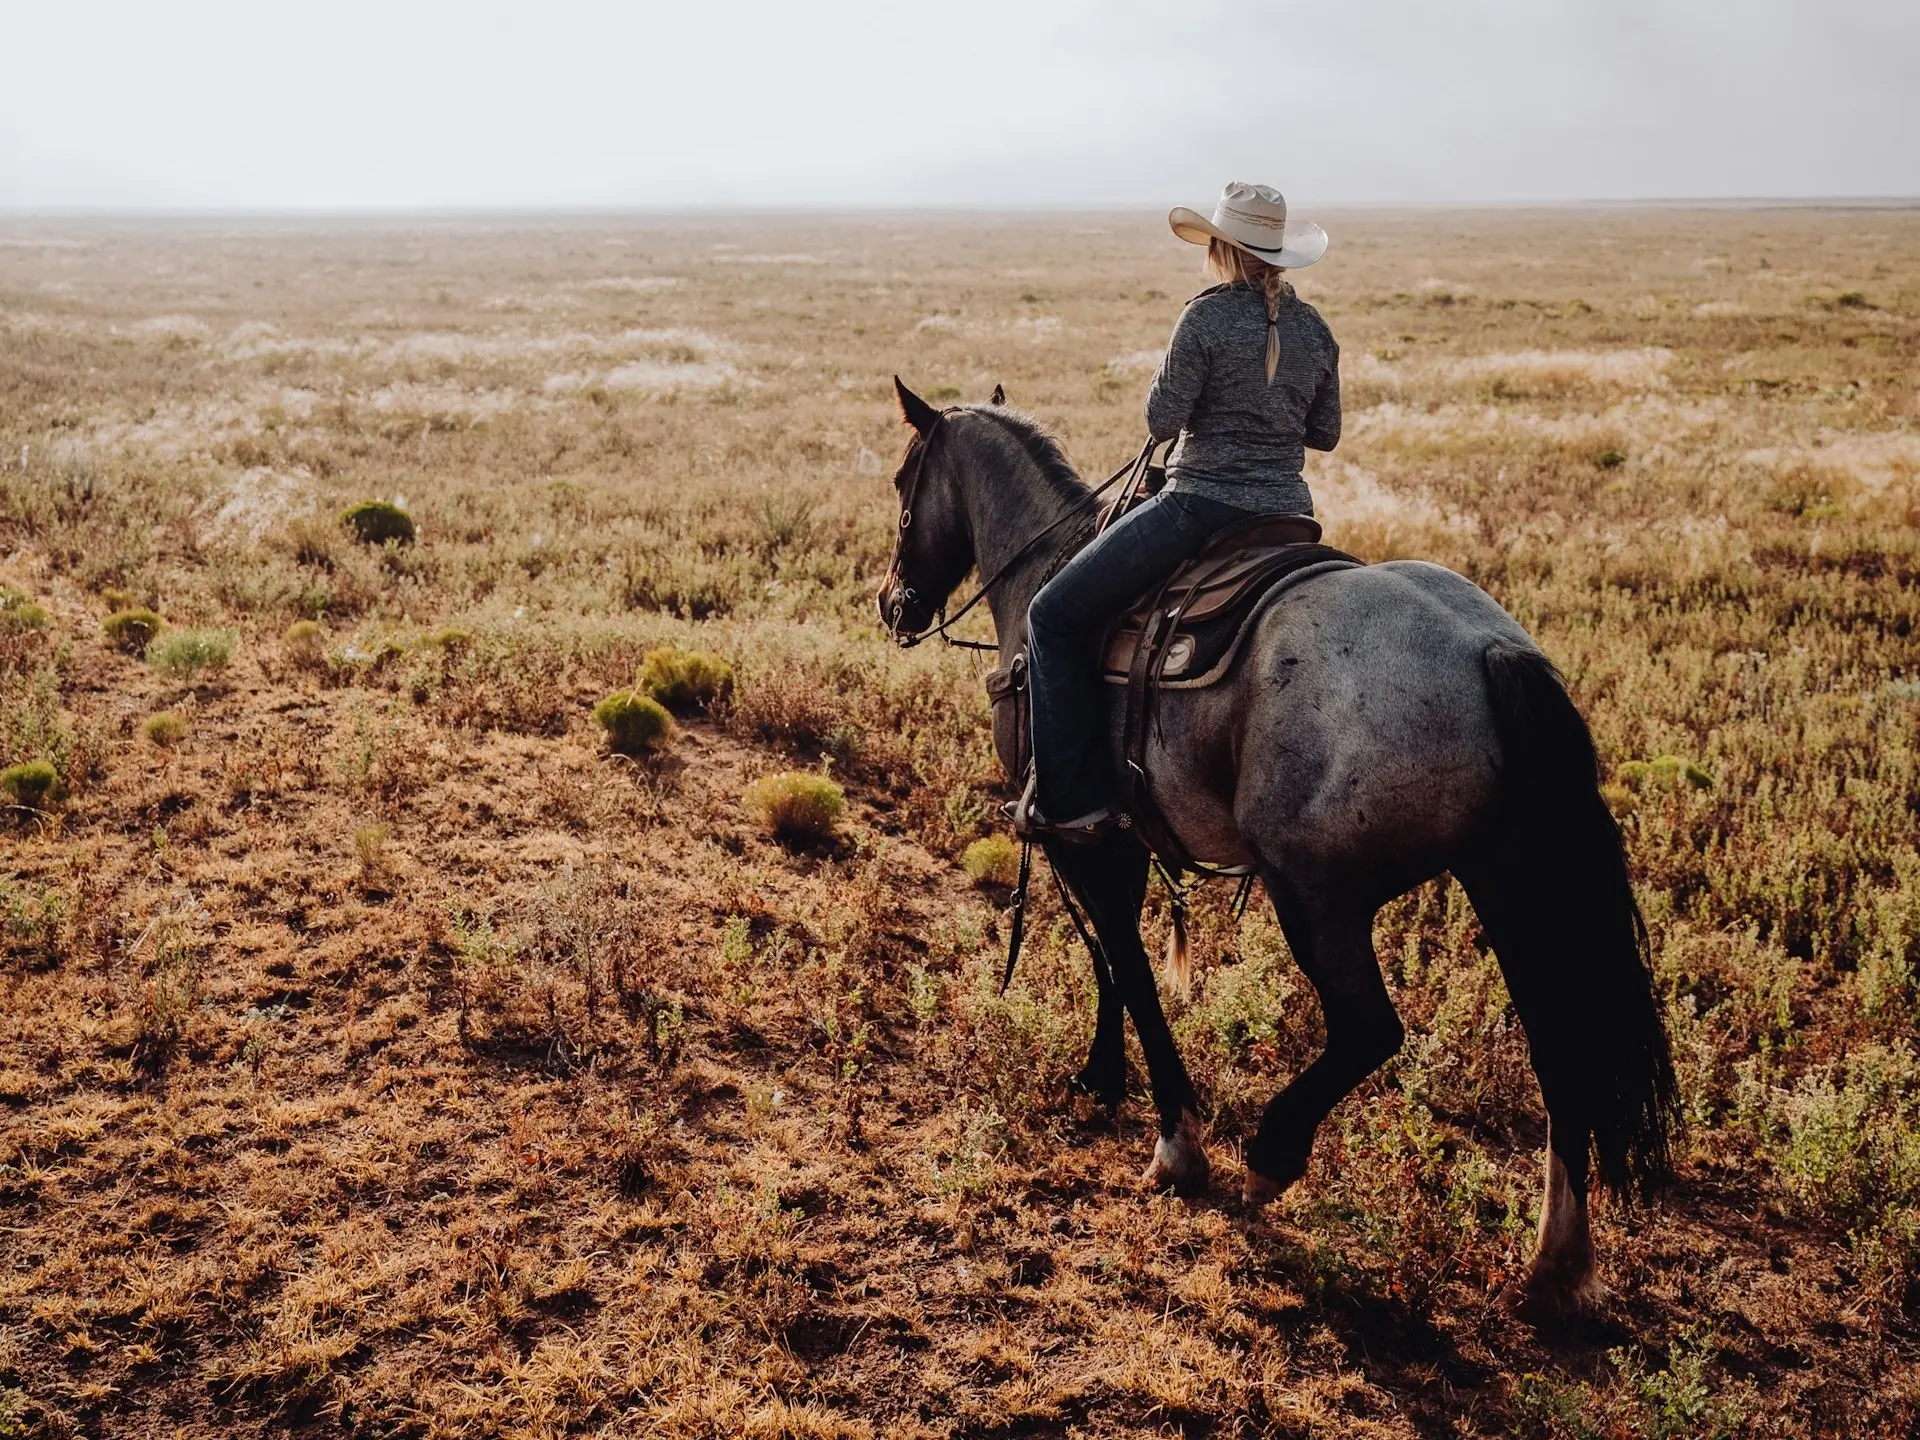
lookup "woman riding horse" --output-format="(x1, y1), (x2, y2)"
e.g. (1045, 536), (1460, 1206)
(1016, 182), (1342, 842)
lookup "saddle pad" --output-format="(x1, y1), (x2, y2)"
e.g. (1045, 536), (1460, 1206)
(1101, 542), (1360, 686)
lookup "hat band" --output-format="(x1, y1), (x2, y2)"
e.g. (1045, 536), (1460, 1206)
(1216, 203), (1289, 231)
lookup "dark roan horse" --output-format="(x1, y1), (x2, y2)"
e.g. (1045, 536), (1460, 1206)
(877, 379), (1678, 1322)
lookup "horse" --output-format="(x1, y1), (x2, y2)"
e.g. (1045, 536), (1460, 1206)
(875, 378), (1678, 1322)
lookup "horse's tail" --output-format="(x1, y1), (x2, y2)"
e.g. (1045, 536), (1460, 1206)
(1472, 642), (1679, 1200)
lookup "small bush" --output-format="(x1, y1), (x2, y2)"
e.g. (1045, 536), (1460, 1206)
(640, 647), (734, 714)
(103, 608), (165, 654)
(144, 712), (190, 748)
(101, 587), (138, 612)
(1616, 754), (1714, 792)
(427, 627), (473, 654)
(0, 588), (48, 631)
(962, 835), (1022, 888)
(146, 628), (237, 682)
(1, 759), (60, 811)
(743, 771), (847, 846)
(592, 691), (675, 756)
(341, 500), (416, 546)
(283, 619), (326, 668)
(1596, 448), (1628, 469)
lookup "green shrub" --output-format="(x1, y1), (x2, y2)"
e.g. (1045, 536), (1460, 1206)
(144, 712), (190, 748)
(591, 690), (675, 756)
(1596, 448), (1628, 469)
(103, 608), (165, 654)
(427, 627), (474, 653)
(1616, 754), (1713, 792)
(340, 500), (416, 546)
(639, 646), (734, 714)
(146, 628), (237, 681)
(743, 771), (846, 846)
(282, 619), (326, 668)
(1, 759), (60, 811)
(1773, 1045), (1920, 1230)
(961, 835), (1021, 888)
(0, 588), (47, 631)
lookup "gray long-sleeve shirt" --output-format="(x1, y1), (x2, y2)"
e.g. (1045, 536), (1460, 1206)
(1144, 281), (1341, 516)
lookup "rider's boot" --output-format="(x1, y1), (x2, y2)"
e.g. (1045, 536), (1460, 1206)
(1007, 770), (1114, 846)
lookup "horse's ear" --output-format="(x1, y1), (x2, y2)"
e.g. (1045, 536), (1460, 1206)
(989, 382), (1006, 406)
(894, 375), (940, 435)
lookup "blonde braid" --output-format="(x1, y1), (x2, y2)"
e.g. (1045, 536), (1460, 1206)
(1262, 266), (1287, 384)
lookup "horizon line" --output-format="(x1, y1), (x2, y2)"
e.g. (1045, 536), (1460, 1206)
(3, 195), (1920, 222)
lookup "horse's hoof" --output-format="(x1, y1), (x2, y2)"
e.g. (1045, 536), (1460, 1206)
(1242, 1169), (1285, 1207)
(1141, 1111), (1209, 1196)
(1240, 1147), (1308, 1207)
(1066, 1067), (1124, 1112)
(1501, 1263), (1604, 1327)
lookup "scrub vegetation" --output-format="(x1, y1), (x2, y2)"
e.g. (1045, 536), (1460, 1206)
(0, 208), (1916, 1436)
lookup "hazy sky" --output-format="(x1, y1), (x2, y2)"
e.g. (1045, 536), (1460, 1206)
(2, 0), (1915, 210)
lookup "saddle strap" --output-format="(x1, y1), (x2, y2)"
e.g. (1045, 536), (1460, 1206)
(984, 651), (1030, 782)
(1121, 587), (1197, 867)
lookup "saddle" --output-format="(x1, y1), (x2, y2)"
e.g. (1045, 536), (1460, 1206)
(986, 511), (1362, 871)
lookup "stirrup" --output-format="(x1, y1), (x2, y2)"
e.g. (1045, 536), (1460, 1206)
(1008, 772), (1114, 846)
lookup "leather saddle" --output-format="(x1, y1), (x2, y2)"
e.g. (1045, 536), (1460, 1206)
(1099, 513), (1357, 689)
(986, 512), (1361, 870)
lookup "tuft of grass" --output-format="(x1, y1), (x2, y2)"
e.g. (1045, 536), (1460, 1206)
(639, 646), (734, 714)
(0, 588), (48, 631)
(102, 608), (165, 654)
(143, 712), (190, 748)
(591, 690), (675, 756)
(340, 499), (416, 546)
(751, 492), (816, 553)
(354, 821), (392, 879)
(282, 619), (326, 668)
(742, 771), (846, 847)
(1, 759), (61, 811)
(427, 626), (474, 653)
(1616, 754), (1714, 792)
(1596, 448), (1628, 469)
(146, 628), (237, 682)
(961, 834), (1022, 888)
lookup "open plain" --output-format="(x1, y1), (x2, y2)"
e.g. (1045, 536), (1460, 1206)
(1, 207), (1918, 1436)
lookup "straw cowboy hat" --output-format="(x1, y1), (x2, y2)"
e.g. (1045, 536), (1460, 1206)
(1169, 181), (1327, 268)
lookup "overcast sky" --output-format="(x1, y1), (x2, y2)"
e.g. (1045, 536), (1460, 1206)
(1, 0), (1914, 210)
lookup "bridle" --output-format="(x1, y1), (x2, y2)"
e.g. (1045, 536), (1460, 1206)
(882, 410), (1153, 652)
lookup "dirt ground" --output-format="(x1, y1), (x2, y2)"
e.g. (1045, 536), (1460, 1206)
(1, 207), (1917, 1437)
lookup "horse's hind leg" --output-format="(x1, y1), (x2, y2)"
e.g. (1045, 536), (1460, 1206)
(1505, 1117), (1601, 1322)
(1049, 841), (1207, 1194)
(1243, 887), (1405, 1204)
(1455, 860), (1603, 1320)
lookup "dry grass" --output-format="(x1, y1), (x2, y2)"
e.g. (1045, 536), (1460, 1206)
(0, 206), (1917, 1437)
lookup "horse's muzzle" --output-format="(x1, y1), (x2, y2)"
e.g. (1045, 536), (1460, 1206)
(876, 575), (929, 644)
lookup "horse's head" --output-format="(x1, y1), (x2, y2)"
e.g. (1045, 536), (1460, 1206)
(876, 376), (1004, 640)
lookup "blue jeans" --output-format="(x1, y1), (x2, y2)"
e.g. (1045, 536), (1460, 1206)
(1026, 490), (1250, 819)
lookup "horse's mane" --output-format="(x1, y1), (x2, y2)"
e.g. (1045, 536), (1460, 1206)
(960, 405), (1091, 505)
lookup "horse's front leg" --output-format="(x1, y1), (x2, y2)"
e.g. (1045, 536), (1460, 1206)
(1049, 841), (1208, 1195)
(1067, 939), (1127, 1111)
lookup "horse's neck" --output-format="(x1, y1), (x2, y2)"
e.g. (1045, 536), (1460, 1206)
(959, 429), (1090, 665)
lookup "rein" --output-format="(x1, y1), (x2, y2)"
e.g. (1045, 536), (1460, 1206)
(884, 414), (1155, 652)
